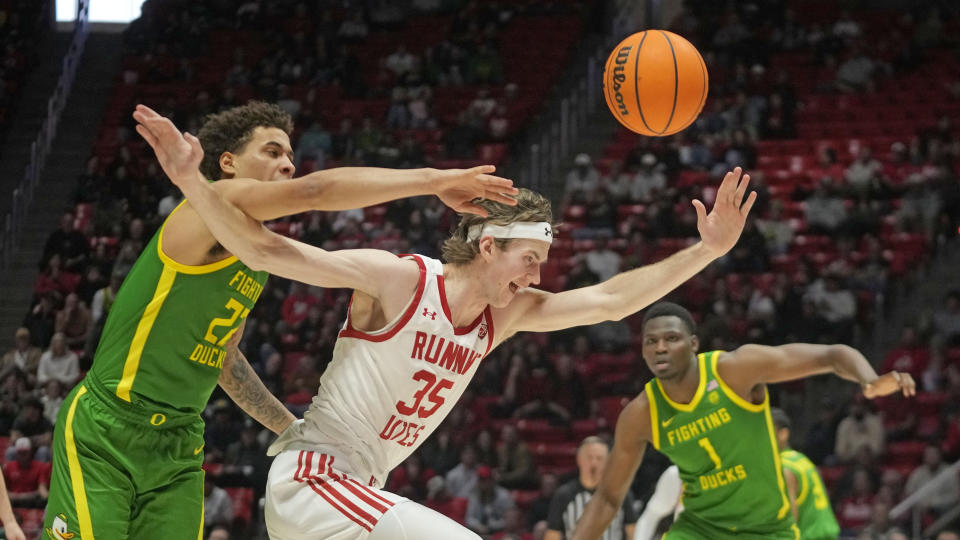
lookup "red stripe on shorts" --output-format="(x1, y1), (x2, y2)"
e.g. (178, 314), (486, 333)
(304, 476), (374, 532)
(347, 477), (395, 509)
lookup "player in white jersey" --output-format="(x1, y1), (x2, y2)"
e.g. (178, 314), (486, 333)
(136, 109), (757, 539)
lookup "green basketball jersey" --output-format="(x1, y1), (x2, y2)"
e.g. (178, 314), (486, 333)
(781, 449), (840, 540)
(646, 350), (793, 535)
(89, 203), (268, 415)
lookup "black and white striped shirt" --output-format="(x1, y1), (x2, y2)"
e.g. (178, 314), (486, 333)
(546, 479), (638, 540)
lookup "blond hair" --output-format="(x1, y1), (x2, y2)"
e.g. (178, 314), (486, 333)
(441, 188), (555, 265)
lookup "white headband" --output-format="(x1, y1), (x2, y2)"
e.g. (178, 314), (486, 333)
(467, 222), (554, 244)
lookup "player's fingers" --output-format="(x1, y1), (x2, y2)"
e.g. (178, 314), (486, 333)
(479, 175), (519, 193)
(135, 124), (160, 149)
(458, 202), (489, 217)
(135, 104), (162, 118)
(484, 189), (519, 206)
(739, 191), (758, 218)
(901, 373), (916, 397)
(692, 199), (708, 224)
(469, 165), (496, 175)
(716, 167), (741, 206)
(734, 173), (751, 206)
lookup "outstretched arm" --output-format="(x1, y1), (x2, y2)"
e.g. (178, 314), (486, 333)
(134, 104), (518, 220)
(219, 321), (295, 434)
(503, 168), (756, 335)
(718, 343), (916, 400)
(571, 395), (652, 540)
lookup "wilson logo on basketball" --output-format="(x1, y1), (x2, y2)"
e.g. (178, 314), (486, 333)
(611, 45), (631, 116)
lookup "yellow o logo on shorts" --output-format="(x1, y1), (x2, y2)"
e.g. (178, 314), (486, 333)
(150, 413), (167, 426)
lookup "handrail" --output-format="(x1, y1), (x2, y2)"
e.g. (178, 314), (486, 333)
(889, 458), (960, 538)
(517, 2), (642, 194)
(0, 0), (89, 269)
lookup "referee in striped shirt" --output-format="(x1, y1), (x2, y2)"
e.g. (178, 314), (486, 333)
(546, 437), (638, 540)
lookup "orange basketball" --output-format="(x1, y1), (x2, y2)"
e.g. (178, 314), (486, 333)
(603, 30), (708, 136)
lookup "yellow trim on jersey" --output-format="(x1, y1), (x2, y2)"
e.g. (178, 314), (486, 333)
(116, 265), (177, 401)
(65, 386), (95, 540)
(711, 352), (766, 412)
(764, 406), (792, 520)
(647, 387), (661, 450)
(782, 451), (811, 505)
(157, 201), (238, 275)
(198, 470), (205, 540)
(655, 351), (710, 412)
(792, 523), (801, 539)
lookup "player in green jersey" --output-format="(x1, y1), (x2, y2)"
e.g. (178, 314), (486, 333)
(43, 102), (519, 540)
(571, 302), (915, 540)
(771, 408), (841, 540)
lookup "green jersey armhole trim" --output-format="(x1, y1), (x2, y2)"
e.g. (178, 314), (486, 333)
(711, 351), (767, 413)
(157, 200), (239, 275)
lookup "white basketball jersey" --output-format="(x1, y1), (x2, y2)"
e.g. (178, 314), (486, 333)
(269, 255), (494, 487)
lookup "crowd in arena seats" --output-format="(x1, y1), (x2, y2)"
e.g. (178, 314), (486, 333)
(5, 0), (960, 538)
(0, 0), (49, 143)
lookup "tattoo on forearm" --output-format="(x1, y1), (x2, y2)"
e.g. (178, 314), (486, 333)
(221, 347), (293, 433)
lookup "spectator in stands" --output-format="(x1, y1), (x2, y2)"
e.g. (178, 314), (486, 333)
(932, 290), (960, 348)
(882, 325), (930, 381)
(224, 420), (267, 486)
(39, 379), (63, 426)
(425, 475), (468, 524)
(446, 445), (480, 498)
(584, 236), (622, 282)
(90, 271), (124, 324)
(467, 43), (504, 84)
(938, 531), (960, 540)
(565, 153), (600, 199)
(835, 42), (883, 93)
(551, 353), (589, 419)
(495, 424), (536, 489)
(54, 293), (92, 349)
(836, 467), (874, 533)
(629, 154), (667, 203)
(804, 180), (847, 233)
(3, 438), (48, 508)
(809, 146), (846, 184)
(493, 508), (533, 540)
(385, 44), (419, 78)
(834, 398), (885, 462)
(281, 282), (320, 330)
(725, 219), (770, 273)
(545, 437), (637, 540)
(36, 333), (80, 389)
(42, 211), (89, 272)
(858, 499), (895, 538)
(475, 429), (498, 467)
(527, 473), (558, 528)
(755, 200), (793, 255)
(804, 271), (857, 342)
(34, 254), (78, 299)
(844, 147), (884, 198)
(207, 525), (230, 540)
(421, 429), (461, 476)
(294, 119), (331, 170)
(203, 475), (233, 531)
(466, 465), (515, 535)
(9, 398), (51, 462)
(0, 328), (40, 385)
(905, 444), (959, 517)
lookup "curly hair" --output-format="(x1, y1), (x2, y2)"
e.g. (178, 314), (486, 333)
(197, 101), (294, 180)
(441, 188), (555, 265)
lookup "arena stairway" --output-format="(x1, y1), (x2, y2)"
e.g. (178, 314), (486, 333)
(0, 33), (123, 350)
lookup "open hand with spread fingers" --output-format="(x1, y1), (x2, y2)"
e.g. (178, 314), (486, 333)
(863, 371), (917, 399)
(132, 104), (205, 188)
(692, 167), (757, 258)
(432, 165), (519, 217)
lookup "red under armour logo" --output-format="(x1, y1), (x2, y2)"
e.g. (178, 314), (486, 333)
(422, 307), (437, 320)
(478, 323), (488, 339)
